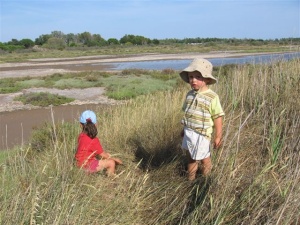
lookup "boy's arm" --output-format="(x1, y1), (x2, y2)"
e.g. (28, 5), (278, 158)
(213, 116), (223, 149)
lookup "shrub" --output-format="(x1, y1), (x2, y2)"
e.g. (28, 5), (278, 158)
(121, 68), (147, 75)
(150, 71), (178, 81)
(44, 37), (66, 50)
(14, 92), (74, 106)
(85, 75), (98, 82)
(107, 89), (138, 100)
(0, 78), (24, 93)
(161, 68), (175, 75)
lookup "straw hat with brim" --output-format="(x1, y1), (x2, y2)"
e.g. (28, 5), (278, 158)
(179, 58), (217, 85)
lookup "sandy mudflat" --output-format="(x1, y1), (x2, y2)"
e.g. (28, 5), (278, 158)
(0, 51), (274, 112)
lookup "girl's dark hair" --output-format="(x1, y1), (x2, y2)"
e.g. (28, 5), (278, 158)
(81, 121), (98, 138)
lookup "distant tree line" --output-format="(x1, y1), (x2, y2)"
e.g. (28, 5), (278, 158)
(0, 30), (299, 52)
(0, 31), (160, 52)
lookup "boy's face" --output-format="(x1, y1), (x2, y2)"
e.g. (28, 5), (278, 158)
(188, 71), (208, 91)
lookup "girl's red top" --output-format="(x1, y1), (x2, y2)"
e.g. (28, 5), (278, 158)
(75, 133), (104, 168)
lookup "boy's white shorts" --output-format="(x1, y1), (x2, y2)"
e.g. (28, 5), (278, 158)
(182, 127), (210, 160)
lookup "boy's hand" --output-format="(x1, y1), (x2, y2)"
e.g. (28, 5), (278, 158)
(214, 137), (222, 149)
(181, 129), (184, 137)
(213, 117), (223, 149)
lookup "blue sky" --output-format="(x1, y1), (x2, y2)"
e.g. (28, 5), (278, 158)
(0, 0), (299, 43)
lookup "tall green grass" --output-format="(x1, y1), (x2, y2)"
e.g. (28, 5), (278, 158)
(0, 58), (299, 224)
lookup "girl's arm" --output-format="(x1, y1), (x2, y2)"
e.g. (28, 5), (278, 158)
(99, 151), (111, 159)
(99, 151), (123, 165)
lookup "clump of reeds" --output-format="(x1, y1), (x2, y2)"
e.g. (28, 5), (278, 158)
(0, 58), (299, 224)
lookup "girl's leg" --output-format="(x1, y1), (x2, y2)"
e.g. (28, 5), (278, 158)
(97, 159), (116, 176)
(200, 157), (212, 176)
(187, 153), (199, 181)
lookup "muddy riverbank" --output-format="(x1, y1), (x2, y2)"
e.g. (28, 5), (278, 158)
(0, 103), (115, 150)
(0, 86), (120, 150)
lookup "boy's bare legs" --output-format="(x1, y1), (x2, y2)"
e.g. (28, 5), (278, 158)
(200, 157), (212, 176)
(187, 154), (212, 180)
(187, 153), (199, 181)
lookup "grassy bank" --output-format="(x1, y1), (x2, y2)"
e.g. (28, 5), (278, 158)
(0, 58), (299, 224)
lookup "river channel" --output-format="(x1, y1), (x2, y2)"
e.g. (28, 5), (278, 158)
(104, 51), (300, 70)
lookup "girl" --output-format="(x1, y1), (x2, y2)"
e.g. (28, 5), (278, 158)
(75, 110), (122, 176)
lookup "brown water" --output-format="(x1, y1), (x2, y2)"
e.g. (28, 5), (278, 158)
(0, 104), (107, 150)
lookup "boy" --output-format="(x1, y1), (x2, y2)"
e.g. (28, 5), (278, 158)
(180, 58), (224, 181)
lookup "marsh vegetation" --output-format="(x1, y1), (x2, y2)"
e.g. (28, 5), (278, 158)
(1, 68), (179, 107)
(1, 57), (299, 224)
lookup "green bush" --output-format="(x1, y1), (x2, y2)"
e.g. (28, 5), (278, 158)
(150, 71), (178, 81)
(121, 68), (147, 75)
(0, 44), (24, 52)
(44, 37), (66, 50)
(107, 89), (138, 100)
(85, 75), (98, 82)
(14, 92), (74, 106)
(161, 68), (176, 74)
(18, 79), (46, 88)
